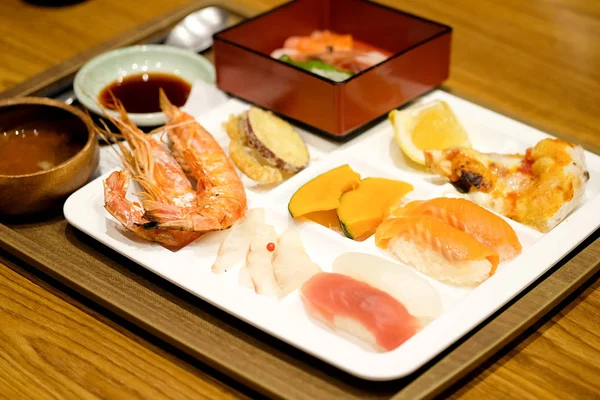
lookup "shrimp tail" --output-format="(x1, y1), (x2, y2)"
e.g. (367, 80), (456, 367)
(159, 88), (181, 120)
(142, 200), (181, 222)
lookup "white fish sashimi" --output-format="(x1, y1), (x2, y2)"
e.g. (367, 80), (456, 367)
(238, 263), (254, 290)
(332, 252), (442, 325)
(272, 228), (321, 298)
(245, 223), (279, 296)
(212, 208), (265, 274)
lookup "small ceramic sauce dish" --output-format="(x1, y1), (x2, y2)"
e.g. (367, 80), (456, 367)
(74, 44), (215, 127)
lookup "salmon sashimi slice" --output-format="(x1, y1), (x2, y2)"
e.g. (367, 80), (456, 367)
(375, 216), (500, 285)
(284, 30), (353, 54)
(300, 273), (419, 352)
(393, 198), (522, 261)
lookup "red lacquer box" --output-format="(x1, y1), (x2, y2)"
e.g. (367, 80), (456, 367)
(213, 0), (452, 139)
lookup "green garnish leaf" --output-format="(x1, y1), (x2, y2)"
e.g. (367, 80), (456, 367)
(279, 55), (353, 81)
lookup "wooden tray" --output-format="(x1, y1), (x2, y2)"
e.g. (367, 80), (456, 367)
(1, 1), (599, 398)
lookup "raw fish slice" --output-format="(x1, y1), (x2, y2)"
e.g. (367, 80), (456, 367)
(332, 253), (442, 325)
(212, 208), (265, 274)
(284, 30), (353, 53)
(394, 198), (522, 261)
(301, 273), (419, 352)
(245, 224), (279, 295)
(376, 216), (499, 285)
(238, 263), (254, 290)
(272, 228), (321, 298)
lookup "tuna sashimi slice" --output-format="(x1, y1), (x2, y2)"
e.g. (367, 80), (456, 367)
(300, 272), (419, 352)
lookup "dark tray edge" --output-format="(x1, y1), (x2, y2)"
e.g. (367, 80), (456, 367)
(1, 0), (599, 398)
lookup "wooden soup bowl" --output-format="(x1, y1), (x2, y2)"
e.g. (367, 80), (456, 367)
(0, 97), (99, 217)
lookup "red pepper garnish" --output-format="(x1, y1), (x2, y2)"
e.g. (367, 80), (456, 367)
(266, 242), (275, 252)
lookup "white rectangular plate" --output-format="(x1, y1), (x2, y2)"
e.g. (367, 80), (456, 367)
(64, 90), (600, 381)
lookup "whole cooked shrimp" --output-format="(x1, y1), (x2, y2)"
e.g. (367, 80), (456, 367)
(99, 102), (203, 248)
(142, 90), (247, 231)
(103, 102), (197, 207)
(104, 170), (202, 248)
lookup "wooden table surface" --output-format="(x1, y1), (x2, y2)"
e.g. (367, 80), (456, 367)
(1, 0), (599, 398)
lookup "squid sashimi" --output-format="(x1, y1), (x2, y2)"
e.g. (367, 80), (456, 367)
(244, 224), (279, 295)
(393, 198), (522, 261)
(238, 263), (254, 291)
(272, 228), (321, 298)
(301, 273), (419, 352)
(212, 208), (265, 274)
(332, 253), (442, 325)
(376, 216), (499, 286)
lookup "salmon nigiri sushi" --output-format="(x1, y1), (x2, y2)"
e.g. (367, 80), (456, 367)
(375, 216), (500, 285)
(300, 273), (419, 352)
(393, 198), (522, 261)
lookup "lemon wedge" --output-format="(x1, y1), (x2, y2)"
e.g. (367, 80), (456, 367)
(389, 100), (471, 165)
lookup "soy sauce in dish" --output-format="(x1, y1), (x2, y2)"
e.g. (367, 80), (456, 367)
(99, 72), (192, 113)
(0, 128), (83, 175)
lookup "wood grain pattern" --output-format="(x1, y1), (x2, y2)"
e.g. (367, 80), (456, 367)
(1, 219), (598, 400)
(0, 254), (246, 400)
(420, 231), (600, 400)
(2, 0), (599, 153)
(0, 0), (600, 399)
(451, 278), (600, 400)
(0, 219), (403, 400)
(375, 0), (600, 154)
